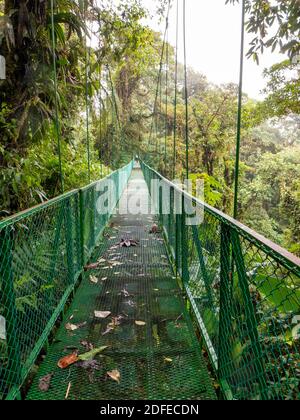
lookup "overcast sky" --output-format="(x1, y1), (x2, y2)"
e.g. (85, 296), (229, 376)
(142, 0), (287, 100)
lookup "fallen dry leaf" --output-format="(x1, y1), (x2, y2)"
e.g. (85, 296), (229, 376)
(65, 322), (87, 331)
(149, 224), (160, 234)
(80, 340), (94, 351)
(107, 369), (121, 384)
(119, 238), (139, 248)
(77, 359), (101, 371)
(90, 275), (98, 284)
(65, 323), (78, 331)
(58, 353), (79, 369)
(164, 357), (173, 363)
(94, 311), (111, 319)
(38, 373), (53, 392)
(65, 382), (71, 400)
(120, 289), (130, 297)
(135, 321), (146, 326)
(84, 262), (100, 271)
(102, 325), (114, 336)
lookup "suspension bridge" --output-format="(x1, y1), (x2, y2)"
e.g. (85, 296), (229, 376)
(0, 0), (300, 401)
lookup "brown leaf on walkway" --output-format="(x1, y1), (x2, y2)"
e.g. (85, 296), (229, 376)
(38, 373), (53, 392)
(58, 353), (79, 369)
(94, 310), (111, 319)
(65, 323), (78, 331)
(65, 322), (87, 331)
(65, 382), (72, 400)
(119, 238), (139, 248)
(149, 224), (160, 234)
(90, 275), (98, 284)
(77, 359), (101, 370)
(107, 369), (121, 384)
(135, 320), (146, 326)
(102, 325), (114, 336)
(84, 262), (100, 271)
(119, 289), (130, 297)
(102, 315), (123, 335)
(80, 340), (94, 351)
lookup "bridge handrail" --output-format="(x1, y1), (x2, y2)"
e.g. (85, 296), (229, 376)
(0, 160), (133, 400)
(141, 160), (300, 401)
(141, 161), (300, 275)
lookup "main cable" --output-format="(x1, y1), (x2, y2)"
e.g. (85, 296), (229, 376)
(173, 0), (179, 180)
(183, 0), (189, 180)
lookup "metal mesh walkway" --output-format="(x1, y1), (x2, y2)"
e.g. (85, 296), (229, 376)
(26, 168), (216, 400)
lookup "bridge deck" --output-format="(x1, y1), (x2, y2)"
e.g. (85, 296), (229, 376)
(27, 168), (216, 400)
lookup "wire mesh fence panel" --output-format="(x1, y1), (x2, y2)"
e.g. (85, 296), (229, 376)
(0, 161), (133, 400)
(0, 192), (80, 400)
(141, 161), (300, 401)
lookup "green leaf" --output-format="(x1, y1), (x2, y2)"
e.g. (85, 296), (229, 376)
(255, 275), (300, 313)
(78, 346), (108, 361)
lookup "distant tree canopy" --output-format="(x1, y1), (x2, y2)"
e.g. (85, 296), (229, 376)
(0, 0), (299, 256)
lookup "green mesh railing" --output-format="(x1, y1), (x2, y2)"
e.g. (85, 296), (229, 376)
(0, 161), (133, 400)
(141, 161), (300, 401)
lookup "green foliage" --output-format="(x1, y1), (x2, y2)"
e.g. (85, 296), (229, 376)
(262, 60), (300, 117)
(226, 0), (300, 61)
(189, 173), (223, 207)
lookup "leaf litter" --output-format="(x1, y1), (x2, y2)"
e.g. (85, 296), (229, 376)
(94, 310), (111, 319)
(119, 238), (139, 248)
(58, 347), (108, 369)
(107, 369), (121, 384)
(65, 321), (87, 331)
(38, 373), (53, 392)
(135, 321), (146, 326)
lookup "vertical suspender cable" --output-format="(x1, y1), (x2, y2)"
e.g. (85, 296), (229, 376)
(50, 0), (64, 193)
(233, 0), (245, 220)
(98, 13), (103, 178)
(164, 22), (169, 170)
(158, 71), (162, 154)
(173, 0), (179, 180)
(149, 0), (171, 160)
(107, 69), (112, 173)
(99, 66), (103, 178)
(85, 5), (91, 184)
(107, 65), (121, 168)
(183, 0), (189, 180)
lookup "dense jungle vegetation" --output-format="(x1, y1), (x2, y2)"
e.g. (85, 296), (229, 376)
(0, 0), (299, 256)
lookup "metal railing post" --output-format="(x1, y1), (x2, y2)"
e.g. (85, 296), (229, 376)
(65, 197), (75, 285)
(79, 189), (85, 266)
(218, 222), (233, 398)
(181, 193), (189, 283)
(0, 227), (22, 398)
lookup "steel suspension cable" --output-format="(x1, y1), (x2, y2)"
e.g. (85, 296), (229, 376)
(149, 0), (171, 156)
(173, 0), (179, 180)
(183, 0), (189, 180)
(107, 65), (121, 131)
(164, 24), (169, 170)
(98, 13), (103, 178)
(50, 0), (64, 193)
(84, 5), (91, 184)
(99, 67), (103, 178)
(233, 0), (246, 219)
